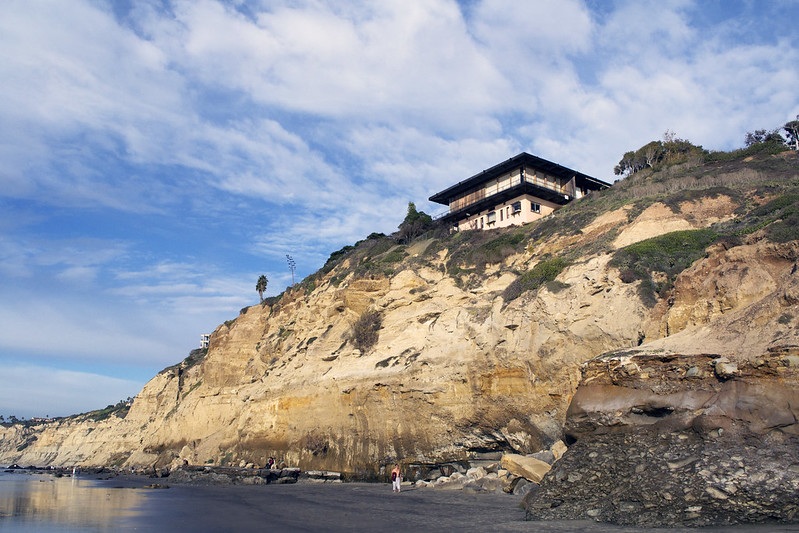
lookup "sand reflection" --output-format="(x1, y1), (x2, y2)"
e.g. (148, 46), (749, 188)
(0, 472), (146, 529)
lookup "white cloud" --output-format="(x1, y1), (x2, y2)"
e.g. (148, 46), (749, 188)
(0, 364), (144, 419)
(162, 0), (507, 129)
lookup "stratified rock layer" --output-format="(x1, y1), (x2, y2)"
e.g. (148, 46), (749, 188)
(525, 351), (799, 526)
(0, 252), (644, 475)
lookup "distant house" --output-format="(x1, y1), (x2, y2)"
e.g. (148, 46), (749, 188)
(429, 152), (610, 232)
(200, 334), (210, 349)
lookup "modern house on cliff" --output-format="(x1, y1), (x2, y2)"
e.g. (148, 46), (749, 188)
(429, 152), (610, 232)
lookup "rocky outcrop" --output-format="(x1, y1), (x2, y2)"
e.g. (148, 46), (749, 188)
(167, 465), (301, 485)
(525, 350), (799, 526)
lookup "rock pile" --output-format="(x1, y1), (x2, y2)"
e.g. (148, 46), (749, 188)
(409, 441), (568, 496)
(167, 465), (300, 485)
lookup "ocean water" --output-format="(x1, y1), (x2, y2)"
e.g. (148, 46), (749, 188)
(0, 471), (147, 531)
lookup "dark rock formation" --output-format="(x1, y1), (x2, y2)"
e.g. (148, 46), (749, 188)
(166, 465), (300, 485)
(525, 351), (799, 527)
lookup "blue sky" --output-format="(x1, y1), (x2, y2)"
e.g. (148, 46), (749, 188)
(1, 0), (798, 419)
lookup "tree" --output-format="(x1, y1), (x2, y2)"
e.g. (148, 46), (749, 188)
(396, 202), (433, 244)
(745, 128), (785, 147)
(256, 275), (268, 303)
(784, 116), (799, 151)
(615, 135), (706, 177)
(745, 129), (769, 147)
(614, 150), (637, 176)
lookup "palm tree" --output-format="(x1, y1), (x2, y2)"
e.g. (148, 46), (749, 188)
(256, 275), (268, 303)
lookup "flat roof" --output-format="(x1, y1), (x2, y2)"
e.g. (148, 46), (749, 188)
(429, 152), (610, 205)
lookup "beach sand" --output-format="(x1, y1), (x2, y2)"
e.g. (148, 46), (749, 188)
(109, 480), (799, 532)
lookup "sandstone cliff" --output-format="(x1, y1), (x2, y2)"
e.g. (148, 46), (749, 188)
(2, 151), (797, 486)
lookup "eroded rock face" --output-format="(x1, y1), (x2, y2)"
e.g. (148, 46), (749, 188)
(525, 351), (799, 526)
(0, 252), (647, 475)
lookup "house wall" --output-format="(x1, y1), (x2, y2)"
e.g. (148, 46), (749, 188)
(455, 194), (559, 232)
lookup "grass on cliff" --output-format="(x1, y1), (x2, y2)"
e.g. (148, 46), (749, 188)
(502, 257), (570, 303)
(70, 397), (134, 423)
(610, 229), (719, 306)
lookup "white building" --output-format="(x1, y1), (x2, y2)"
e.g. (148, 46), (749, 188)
(429, 152), (610, 232)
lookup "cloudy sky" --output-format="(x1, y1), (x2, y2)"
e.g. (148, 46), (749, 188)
(1, 0), (798, 419)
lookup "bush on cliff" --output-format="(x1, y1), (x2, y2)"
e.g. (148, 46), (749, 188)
(502, 257), (570, 303)
(349, 308), (382, 353)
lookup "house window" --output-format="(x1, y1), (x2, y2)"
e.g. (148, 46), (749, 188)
(486, 211), (496, 224)
(531, 202), (541, 213)
(480, 217), (484, 229)
(499, 209), (504, 221)
(512, 202), (522, 214)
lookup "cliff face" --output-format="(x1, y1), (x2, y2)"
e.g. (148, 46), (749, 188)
(2, 154), (798, 480)
(0, 251), (647, 474)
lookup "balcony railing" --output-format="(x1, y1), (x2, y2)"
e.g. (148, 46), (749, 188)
(448, 172), (574, 213)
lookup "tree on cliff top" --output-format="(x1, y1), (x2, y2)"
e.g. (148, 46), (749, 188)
(396, 202), (433, 244)
(784, 116), (799, 151)
(256, 274), (268, 303)
(614, 133), (706, 177)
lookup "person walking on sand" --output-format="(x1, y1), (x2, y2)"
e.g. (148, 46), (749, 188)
(391, 464), (402, 493)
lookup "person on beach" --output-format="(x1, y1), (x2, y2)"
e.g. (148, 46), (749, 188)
(391, 464), (402, 493)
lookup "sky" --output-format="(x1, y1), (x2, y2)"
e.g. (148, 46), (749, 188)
(1, 0), (798, 419)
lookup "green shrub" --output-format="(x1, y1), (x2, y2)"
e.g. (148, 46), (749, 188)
(88, 401), (131, 422)
(182, 348), (208, 369)
(610, 229), (718, 304)
(751, 193), (799, 217)
(299, 275), (317, 294)
(766, 214), (799, 242)
(323, 245), (355, 270)
(367, 238), (396, 258)
(446, 228), (528, 274)
(380, 249), (408, 263)
(502, 257), (569, 302)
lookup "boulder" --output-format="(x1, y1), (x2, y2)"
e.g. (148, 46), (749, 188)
(500, 454), (551, 483)
(713, 357), (738, 379)
(435, 477), (465, 490)
(513, 478), (536, 497)
(550, 440), (568, 460)
(529, 450), (555, 465)
(303, 470), (342, 482)
(465, 466), (486, 480)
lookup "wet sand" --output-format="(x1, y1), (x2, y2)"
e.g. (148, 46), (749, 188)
(112, 480), (799, 532)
